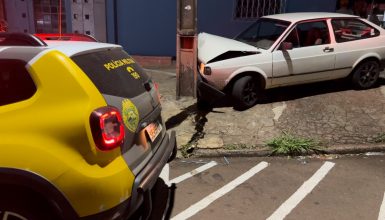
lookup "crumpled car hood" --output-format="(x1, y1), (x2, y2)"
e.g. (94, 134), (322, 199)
(198, 32), (259, 63)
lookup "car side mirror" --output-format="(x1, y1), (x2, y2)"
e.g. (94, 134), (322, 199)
(280, 42), (293, 51)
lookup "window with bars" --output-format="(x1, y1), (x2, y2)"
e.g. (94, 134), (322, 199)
(234, 0), (286, 20)
(33, 0), (66, 33)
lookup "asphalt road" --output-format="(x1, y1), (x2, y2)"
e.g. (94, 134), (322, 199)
(163, 155), (385, 220)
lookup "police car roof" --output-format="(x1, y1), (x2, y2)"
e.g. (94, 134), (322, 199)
(45, 41), (121, 57)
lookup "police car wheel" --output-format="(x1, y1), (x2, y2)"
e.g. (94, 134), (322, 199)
(0, 187), (57, 220)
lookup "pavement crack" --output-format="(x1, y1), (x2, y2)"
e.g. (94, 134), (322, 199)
(169, 104), (211, 157)
(182, 110), (209, 156)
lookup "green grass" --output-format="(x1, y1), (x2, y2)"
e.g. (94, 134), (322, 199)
(266, 133), (321, 156)
(223, 143), (250, 150)
(374, 133), (385, 143)
(180, 143), (196, 158)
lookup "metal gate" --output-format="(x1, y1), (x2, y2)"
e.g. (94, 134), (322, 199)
(234, 0), (287, 20)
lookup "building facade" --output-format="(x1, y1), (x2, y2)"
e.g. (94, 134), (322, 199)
(1, 0), (106, 42)
(105, 0), (338, 57)
(3, 0), (383, 56)
(71, 0), (106, 42)
(0, 0), (6, 31)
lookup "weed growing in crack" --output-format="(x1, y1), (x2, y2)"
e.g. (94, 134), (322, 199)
(223, 144), (250, 150)
(180, 143), (196, 158)
(374, 133), (385, 143)
(176, 106), (211, 158)
(266, 132), (322, 156)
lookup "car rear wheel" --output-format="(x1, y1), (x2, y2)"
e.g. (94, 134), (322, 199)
(351, 60), (380, 89)
(0, 187), (57, 220)
(232, 76), (259, 110)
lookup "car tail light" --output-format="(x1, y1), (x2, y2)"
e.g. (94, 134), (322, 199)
(90, 106), (125, 151)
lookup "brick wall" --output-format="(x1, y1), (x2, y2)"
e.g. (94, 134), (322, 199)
(132, 55), (172, 68)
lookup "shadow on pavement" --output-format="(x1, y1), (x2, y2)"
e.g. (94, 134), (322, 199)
(165, 104), (214, 155)
(206, 78), (385, 110)
(165, 104), (198, 130)
(129, 178), (176, 220)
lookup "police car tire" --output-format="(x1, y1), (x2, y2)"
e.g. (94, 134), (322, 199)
(0, 186), (57, 220)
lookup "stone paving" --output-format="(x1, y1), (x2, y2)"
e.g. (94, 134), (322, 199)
(146, 67), (385, 155)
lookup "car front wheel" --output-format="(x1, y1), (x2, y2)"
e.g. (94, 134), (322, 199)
(232, 76), (259, 110)
(351, 60), (380, 89)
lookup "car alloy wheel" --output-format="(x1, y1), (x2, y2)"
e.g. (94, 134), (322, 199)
(0, 187), (57, 220)
(0, 211), (28, 220)
(352, 60), (380, 89)
(232, 75), (259, 110)
(242, 80), (258, 106)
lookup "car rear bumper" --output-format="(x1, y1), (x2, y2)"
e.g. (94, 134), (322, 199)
(81, 130), (177, 220)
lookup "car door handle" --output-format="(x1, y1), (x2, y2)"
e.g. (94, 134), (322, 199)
(323, 47), (334, 52)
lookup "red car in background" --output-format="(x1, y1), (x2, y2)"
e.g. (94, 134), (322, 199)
(34, 33), (97, 42)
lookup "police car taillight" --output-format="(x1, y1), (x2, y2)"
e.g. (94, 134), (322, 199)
(90, 106), (125, 151)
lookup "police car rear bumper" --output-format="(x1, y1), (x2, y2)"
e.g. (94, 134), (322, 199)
(80, 131), (177, 220)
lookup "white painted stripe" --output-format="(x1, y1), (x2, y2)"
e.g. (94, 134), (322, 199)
(159, 164), (170, 186)
(378, 192), (385, 220)
(272, 102), (287, 121)
(380, 86), (385, 98)
(171, 161), (269, 220)
(267, 161), (335, 220)
(170, 161), (218, 184)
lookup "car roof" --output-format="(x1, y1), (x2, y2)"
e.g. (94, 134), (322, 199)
(0, 32), (122, 62)
(0, 40), (122, 64)
(45, 41), (121, 57)
(263, 12), (358, 23)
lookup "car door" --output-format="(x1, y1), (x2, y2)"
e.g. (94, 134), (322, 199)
(331, 18), (382, 78)
(271, 20), (336, 87)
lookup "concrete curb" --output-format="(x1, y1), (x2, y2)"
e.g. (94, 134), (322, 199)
(144, 68), (176, 76)
(181, 143), (385, 158)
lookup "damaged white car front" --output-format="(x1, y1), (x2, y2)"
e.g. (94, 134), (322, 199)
(197, 18), (291, 109)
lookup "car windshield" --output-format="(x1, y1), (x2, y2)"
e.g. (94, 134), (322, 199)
(235, 18), (290, 49)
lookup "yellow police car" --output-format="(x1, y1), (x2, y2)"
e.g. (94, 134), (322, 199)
(0, 33), (176, 220)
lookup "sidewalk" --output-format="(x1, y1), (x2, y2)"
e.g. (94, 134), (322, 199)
(145, 66), (385, 157)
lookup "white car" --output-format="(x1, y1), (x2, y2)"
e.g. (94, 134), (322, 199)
(198, 12), (385, 109)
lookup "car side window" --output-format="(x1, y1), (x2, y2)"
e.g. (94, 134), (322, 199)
(283, 27), (300, 48)
(332, 18), (380, 43)
(297, 21), (330, 47)
(0, 59), (37, 106)
(283, 21), (330, 49)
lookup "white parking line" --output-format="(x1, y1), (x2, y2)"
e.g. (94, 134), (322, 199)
(380, 86), (385, 98)
(159, 164), (170, 185)
(378, 192), (385, 220)
(170, 161), (218, 184)
(171, 161), (269, 220)
(267, 161), (335, 220)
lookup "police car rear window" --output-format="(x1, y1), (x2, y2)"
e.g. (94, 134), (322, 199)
(71, 48), (149, 98)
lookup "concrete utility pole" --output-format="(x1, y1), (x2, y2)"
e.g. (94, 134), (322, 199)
(176, 0), (197, 98)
